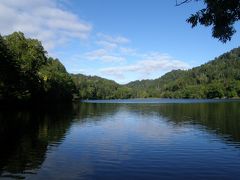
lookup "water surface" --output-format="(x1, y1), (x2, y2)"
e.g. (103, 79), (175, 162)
(1, 99), (240, 179)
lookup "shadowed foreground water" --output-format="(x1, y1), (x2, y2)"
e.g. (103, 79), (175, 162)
(0, 99), (240, 179)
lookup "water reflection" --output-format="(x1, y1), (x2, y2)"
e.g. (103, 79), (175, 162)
(0, 101), (240, 179)
(77, 102), (240, 145)
(143, 102), (240, 145)
(0, 104), (74, 178)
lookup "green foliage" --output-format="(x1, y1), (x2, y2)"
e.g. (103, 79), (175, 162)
(186, 0), (240, 43)
(0, 35), (21, 100)
(71, 74), (133, 100)
(2, 32), (47, 100)
(39, 58), (75, 101)
(0, 32), (74, 102)
(1, 31), (240, 102)
(127, 47), (240, 99)
(206, 83), (224, 99)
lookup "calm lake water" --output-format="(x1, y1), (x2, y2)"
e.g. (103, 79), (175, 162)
(1, 99), (240, 179)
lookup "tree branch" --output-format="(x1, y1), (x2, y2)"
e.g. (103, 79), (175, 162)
(175, 0), (193, 6)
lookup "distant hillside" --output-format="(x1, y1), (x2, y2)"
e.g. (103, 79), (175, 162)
(2, 32), (239, 102)
(71, 74), (132, 99)
(72, 47), (240, 99)
(126, 47), (240, 98)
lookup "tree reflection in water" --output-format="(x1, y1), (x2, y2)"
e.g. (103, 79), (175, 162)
(0, 101), (240, 178)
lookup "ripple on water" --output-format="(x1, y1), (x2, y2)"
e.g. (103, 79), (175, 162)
(1, 101), (240, 179)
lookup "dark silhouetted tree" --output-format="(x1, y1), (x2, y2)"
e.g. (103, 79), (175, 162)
(177, 0), (240, 43)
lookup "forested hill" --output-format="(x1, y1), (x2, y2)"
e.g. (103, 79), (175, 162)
(72, 47), (240, 99)
(1, 32), (240, 102)
(126, 47), (240, 98)
(71, 74), (132, 99)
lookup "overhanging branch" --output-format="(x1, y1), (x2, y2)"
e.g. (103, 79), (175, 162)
(176, 0), (202, 6)
(176, 0), (193, 6)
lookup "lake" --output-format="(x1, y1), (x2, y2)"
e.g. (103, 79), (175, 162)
(1, 99), (240, 179)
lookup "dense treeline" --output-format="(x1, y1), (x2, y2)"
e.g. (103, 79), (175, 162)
(71, 74), (132, 99)
(1, 32), (240, 102)
(0, 32), (74, 102)
(73, 47), (240, 99)
(127, 47), (240, 99)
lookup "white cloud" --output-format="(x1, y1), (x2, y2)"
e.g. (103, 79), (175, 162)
(94, 34), (131, 51)
(85, 49), (125, 62)
(83, 33), (131, 63)
(0, 0), (92, 50)
(85, 49), (107, 59)
(97, 33), (130, 44)
(95, 40), (118, 50)
(119, 47), (137, 56)
(79, 33), (190, 82)
(100, 53), (190, 79)
(99, 55), (125, 62)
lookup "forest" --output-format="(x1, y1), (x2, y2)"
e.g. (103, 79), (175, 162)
(1, 32), (240, 102)
(127, 48), (240, 99)
(0, 32), (74, 103)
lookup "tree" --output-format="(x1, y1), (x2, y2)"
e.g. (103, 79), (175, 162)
(0, 35), (21, 100)
(177, 0), (240, 43)
(206, 83), (225, 98)
(39, 58), (75, 101)
(4, 32), (47, 100)
(0, 32), (75, 102)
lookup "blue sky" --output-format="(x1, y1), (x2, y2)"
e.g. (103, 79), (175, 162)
(1, 0), (240, 84)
